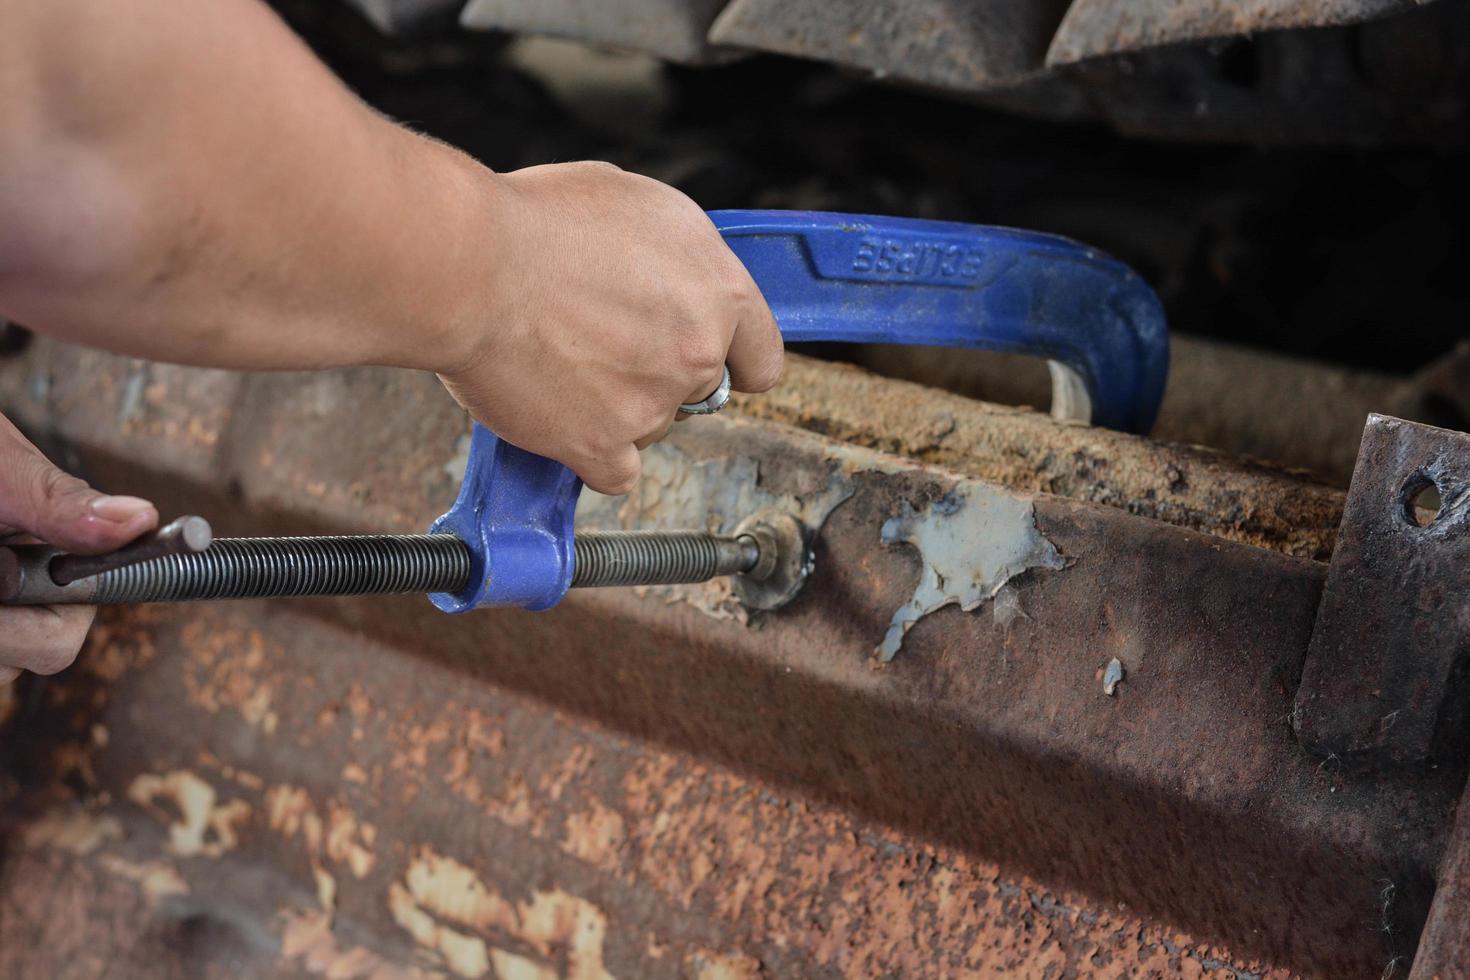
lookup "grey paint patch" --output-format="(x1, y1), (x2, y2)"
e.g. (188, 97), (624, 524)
(1103, 657), (1124, 696)
(877, 483), (1065, 660)
(577, 443), (853, 623)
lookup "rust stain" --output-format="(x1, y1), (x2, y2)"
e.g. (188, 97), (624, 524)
(730, 354), (1343, 560)
(82, 610), (160, 681)
(389, 846), (616, 980)
(389, 878), (492, 979)
(280, 908), (438, 979)
(127, 770), (250, 858)
(403, 847), (518, 935)
(325, 801), (378, 879)
(688, 950), (763, 979)
(181, 620), (280, 733)
(489, 948), (558, 980)
(516, 888), (613, 980)
(267, 784), (323, 850)
(560, 798), (626, 871)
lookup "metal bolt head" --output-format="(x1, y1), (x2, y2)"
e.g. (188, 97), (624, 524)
(732, 509), (811, 612)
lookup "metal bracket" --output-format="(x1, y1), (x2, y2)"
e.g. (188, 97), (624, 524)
(1294, 413), (1470, 766)
(430, 209), (1170, 612)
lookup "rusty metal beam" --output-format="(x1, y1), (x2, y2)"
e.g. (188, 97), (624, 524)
(736, 353), (1345, 560)
(0, 338), (1462, 976)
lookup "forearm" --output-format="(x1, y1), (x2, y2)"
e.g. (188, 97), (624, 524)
(0, 0), (490, 374)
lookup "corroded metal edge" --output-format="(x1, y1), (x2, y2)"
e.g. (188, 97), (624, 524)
(732, 354), (1345, 561)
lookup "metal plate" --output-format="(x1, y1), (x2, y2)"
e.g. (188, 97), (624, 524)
(1295, 414), (1470, 766)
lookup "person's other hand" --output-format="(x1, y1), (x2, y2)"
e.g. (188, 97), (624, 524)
(436, 161), (784, 496)
(0, 412), (157, 684)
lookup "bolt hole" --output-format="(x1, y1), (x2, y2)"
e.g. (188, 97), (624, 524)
(1404, 477), (1443, 527)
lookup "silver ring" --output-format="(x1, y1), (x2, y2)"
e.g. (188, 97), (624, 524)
(678, 365), (731, 416)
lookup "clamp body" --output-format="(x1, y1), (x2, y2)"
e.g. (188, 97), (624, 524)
(429, 210), (1170, 613)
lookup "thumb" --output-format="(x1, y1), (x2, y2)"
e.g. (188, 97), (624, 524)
(0, 414), (157, 554)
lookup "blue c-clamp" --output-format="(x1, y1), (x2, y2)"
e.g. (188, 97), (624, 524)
(429, 210), (1169, 613)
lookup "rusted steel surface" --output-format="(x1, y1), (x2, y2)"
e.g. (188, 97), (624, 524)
(708, 0), (1071, 91)
(1411, 778), (1470, 979)
(735, 354), (1345, 560)
(1295, 415), (1470, 766)
(1, 339), (1463, 976)
(1047, 0), (1439, 66)
(2, 604), (1297, 979)
(843, 335), (1447, 489)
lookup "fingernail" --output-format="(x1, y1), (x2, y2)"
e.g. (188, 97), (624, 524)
(89, 495), (154, 524)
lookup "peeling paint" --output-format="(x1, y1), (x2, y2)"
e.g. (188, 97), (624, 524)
(280, 908), (436, 979)
(577, 443), (852, 623)
(876, 483), (1066, 660)
(403, 848), (518, 935)
(688, 950), (763, 979)
(560, 798), (627, 871)
(127, 770), (251, 858)
(389, 847), (615, 980)
(389, 880), (491, 979)
(490, 948), (557, 980)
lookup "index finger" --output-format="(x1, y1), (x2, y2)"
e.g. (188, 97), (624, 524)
(723, 268), (784, 394)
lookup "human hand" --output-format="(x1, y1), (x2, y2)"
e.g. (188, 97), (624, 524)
(0, 412), (157, 685)
(436, 161), (784, 496)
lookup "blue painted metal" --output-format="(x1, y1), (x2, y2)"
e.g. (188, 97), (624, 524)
(710, 210), (1168, 433)
(430, 209), (1170, 613)
(428, 424), (581, 613)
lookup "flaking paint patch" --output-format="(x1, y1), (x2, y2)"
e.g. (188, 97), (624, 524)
(876, 482), (1065, 659)
(127, 770), (251, 858)
(688, 950), (763, 978)
(279, 909), (435, 979)
(490, 948), (557, 980)
(389, 881), (491, 978)
(389, 847), (615, 980)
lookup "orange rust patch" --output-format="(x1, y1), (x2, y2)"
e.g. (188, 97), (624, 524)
(325, 801), (378, 880)
(180, 619), (280, 733)
(560, 798), (626, 872)
(687, 950), (763, 979)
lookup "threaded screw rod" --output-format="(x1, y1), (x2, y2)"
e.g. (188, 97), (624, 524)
(91, 535), (473, 604)
(33, 530), (763, 606)
(571, 531), (759, 588)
